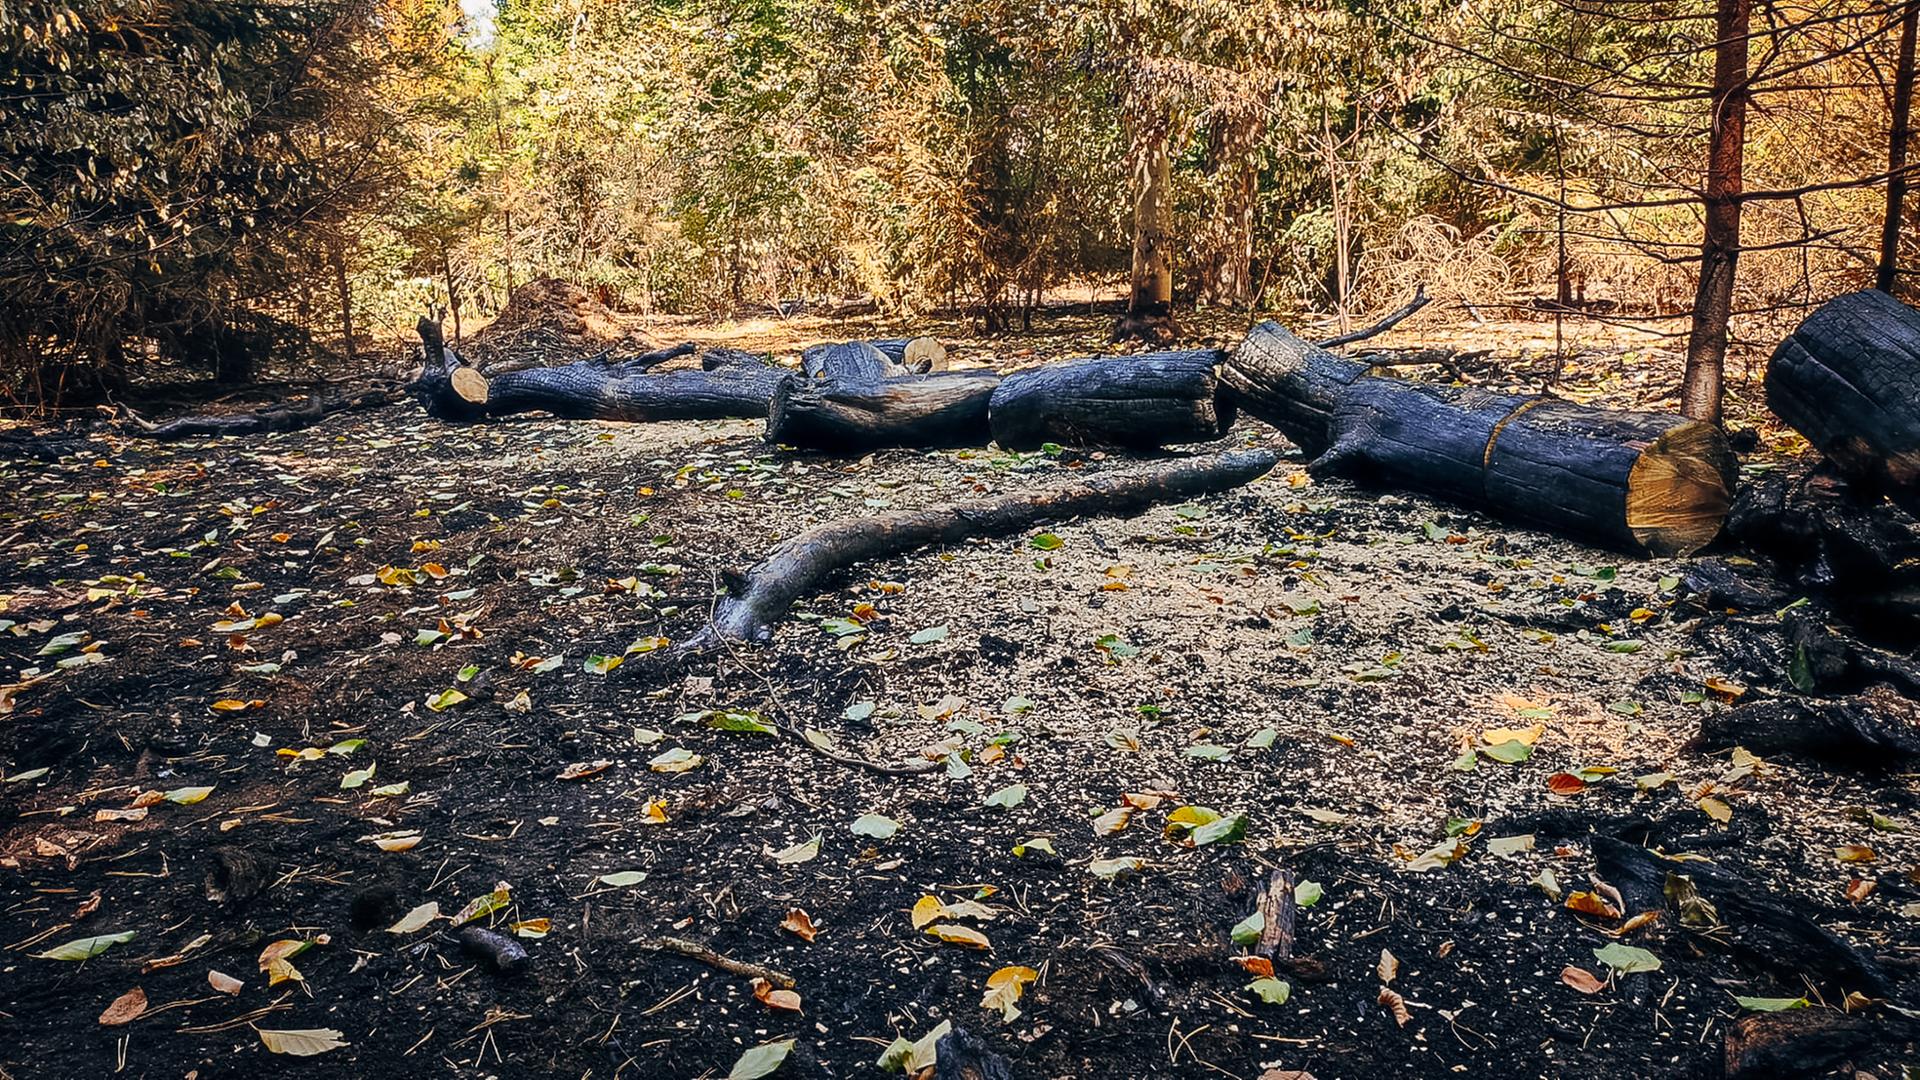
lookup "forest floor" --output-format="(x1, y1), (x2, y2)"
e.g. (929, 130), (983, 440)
(0, 308), (1915, 1080)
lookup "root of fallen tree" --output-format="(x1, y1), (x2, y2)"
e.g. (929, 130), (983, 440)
(680, 448), (1279, 650)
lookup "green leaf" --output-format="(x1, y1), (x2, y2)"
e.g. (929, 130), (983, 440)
(340, 763), (376, 789)
(1230, 911), (1265, 945)
(819, 618), (864, 637)
(909, 625), (949, 644)
(1293, 880), (1324, 907)
(1480, 739), (1532, 764)
(984, 784), (1027, 809)
(1003, 695), (1034, 714)
(728, 1038), (796, 1079)
(1030, 533), (1064, 551)
(851, 813), (900, 839)
(1012, 837), (1056, 858)
(1185, 744), (1231, 761)
(1732, 995), (1809, 1012)
(1245, 727), (1277, 750)
(1594, 942), (1662, 974)
(770, 834), (821, 865)
(1095, 633), (1139, 659)
(1191, 813), (1248, 847)
(1451, 747), (1479, 771)
(1246, 977), (1291, 1004)
(843, 700), (877, 722)
(35, 931), (135, 960)
(1608, 699), (1644, 715)
(597, 870), (647, 887)
(583, 654), (622, 675)
(1787, 645), (1816, 692)
(705, 710), (775, 734)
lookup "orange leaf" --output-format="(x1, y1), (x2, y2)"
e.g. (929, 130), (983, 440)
(750, 977), (803, 1012)
(1377, 987), (1411, 1026)
(1546, 773), (1587, 796)
(1561, 966), (1606, 994)
(781, 909), (819, 942)
(1565, 891), (1622, 919)
(1236, 955), (1275, 978)
(98, 987), (147, 1026)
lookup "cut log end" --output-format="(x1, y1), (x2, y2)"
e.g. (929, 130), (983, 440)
(1623, 419), (1739, 557)
(450, 367), (491, 406)
(902, 337), (948, 374)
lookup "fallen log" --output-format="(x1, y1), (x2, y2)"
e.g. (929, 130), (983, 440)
(684, 448), (1278, 648)
(765, 369), (1001, 451)
(1221, 321), (1738, 557)
(1723, 1010), (1898, 1080)
(798, 338), (947, 380)
(413, 318), (782, 424)
(987, 350), (1233, 450)
(120, 387), (401, 440)
(1696, 685), (1920, 763)
(1724, 462), (1920, 631)
(1767, 289), (1920, 517)
(1591, 836), (1892, 997)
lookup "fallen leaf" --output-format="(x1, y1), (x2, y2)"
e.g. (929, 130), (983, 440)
(35, 931), (135, 961)
(258, 1028), (348, 1057)
(927, 923), (991, 949)
(98, 987), (147, 1026)
(1378, 987), (1411, 1026)
(1237, 955), (1275, 978)
(1248, 976), (1292, 1004)
(207, 970), (243, 995)
(1546, 773), (1587, 796)
(386, 901), (440, 934)
(981, 965), (1038, 1020)
(1835, 844), (1877, 863)
(1561, 965), (1606, 994)
(728, 1038), (795, 1080)
(1566, 891), (1622, 919)
(1699, 797), (1733, 823)
(556, 760), (612, 781)
(750, 976), (802, 1012)
(1377, 948), (1400, 985)
(911, 895), (950, 930)
(781, 909), (819, 941)
(768, 834), (821, 865)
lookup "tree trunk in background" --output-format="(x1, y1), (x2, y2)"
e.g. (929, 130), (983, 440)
(1117, 109), (1175, 343)
(1680, 0), (1751, 426)
(441, 247), (463, 342)
(1198, 108), (1259, 309)
(331, 237), (356, 363)
(1879, 1), (1919, 294)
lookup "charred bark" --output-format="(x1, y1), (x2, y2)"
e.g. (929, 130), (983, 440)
(1724, 461), (1920, 630)
(684, 449), (1279, 649)
(121, 388), (401, 440)
(1222, 321), (1738, 556)
(987, 350), (1233, 450)
(412, 318), (782, 424)
(1696, 685), (1920, 764)
(765, 370), (1000, 452)
(1766, 289), (1920, 517)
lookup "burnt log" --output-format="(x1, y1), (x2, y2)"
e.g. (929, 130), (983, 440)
(1722, 1010), (1900, 1080)
(121, 388), (401, 440)
(684, 448), (1278, 649)
(800, 338), (948, 380)
(413, 318), (782, 424)
(765, 369), (1000, 451)
(987, 350), (1234, 450)
(1222, 321), (1738, 557)
(1592, 836), (1892, 997)
(1724, 462), (1920, 631)
(1697, 685), (1920, 764)
(1767, 288), (1920, 517)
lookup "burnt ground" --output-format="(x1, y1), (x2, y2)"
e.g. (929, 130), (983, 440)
(1, 318), (1917, 1080)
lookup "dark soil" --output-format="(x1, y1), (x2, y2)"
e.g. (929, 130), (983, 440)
(1, 324), (1915, 1080)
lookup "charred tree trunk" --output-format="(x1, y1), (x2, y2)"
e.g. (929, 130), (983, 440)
(988, 350), (1233, 450)
(412, 318), (782, 424)
(1222, 321), (1737, 556)
(1880, 0), (1919, 294)
(766, 370), (1000, 452)
(1679, 0), (1751, 425)
(1766, 289), (1920, 518)
(1724, 460), (1920, 630)
(684, 448), (1278, 649)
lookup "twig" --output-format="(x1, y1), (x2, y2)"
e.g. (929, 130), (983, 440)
(633, 936), (795, 989)
(1316, 284), (1431, 349)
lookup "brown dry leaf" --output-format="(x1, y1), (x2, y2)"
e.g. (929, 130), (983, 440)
(1122, 792), (1164, 810)
(1565, 891), (1622, 919)
(1377, 987), (1411, 1026)
(1607, 911), (1661, 936)
(1092, 806), (1133, 836)
(1845, 878), (1876, 904)
(1835, 845), (1877, 863)
(1699, 797), (1733, 823)
(94, 806), (148, 823)
(556, 760), (611, 781)
(928, 923), (991, 949)
(208, 970), (244, 995)
(781, 909), (819, 942)
(72, 890), (102, 919)
(130, 789), (165, 808)
(98, 987), (147, 1026)
(1377, 948), (1400, 985)
(266, 957), (303, 986)
(1545, 773), (1587, 796)
(750, 976), (803, 1012)
(1236, 955), (1275, 978)
(257, 1028), (348, 1056)
(1560, 966), (1606, 994)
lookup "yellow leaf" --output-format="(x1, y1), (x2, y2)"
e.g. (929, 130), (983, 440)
(911, 895), (949, 930)
(981, 965), (1038, 1019)
(1699, 797), (1732, 823)
(1481, 722), (1544, 746)
(258, 1028), (348, 1056)
(928, 923), (991, 949)
(1566, 891), (1621, 919)
(1835, 845), (1876, 863)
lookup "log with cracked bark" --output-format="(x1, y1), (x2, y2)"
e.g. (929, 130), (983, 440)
(120, 387), (402, 440)
(1723, 462), (1920, 631)
(765, 368), (1001, 451)
(1767, 288), (1920, 517)
(987, 349), (1234, 450)
(412, 317), (783, 423)
(681, 448), (1279, 649)
(1221, 320), (1739, 557)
